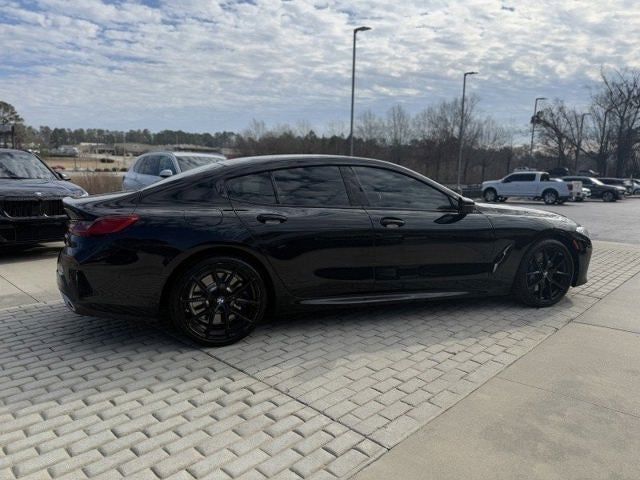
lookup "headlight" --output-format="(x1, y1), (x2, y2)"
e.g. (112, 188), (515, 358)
(576, 225), (590, 238)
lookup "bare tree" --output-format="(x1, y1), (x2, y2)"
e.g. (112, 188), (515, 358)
(535, 100), (574, 167)
(476, 117), (507, 181)
(385, 105), (411, 162)
(244, 119), (267, 140)
(356, 110), (384, 142)
(597, 69), (640, 176)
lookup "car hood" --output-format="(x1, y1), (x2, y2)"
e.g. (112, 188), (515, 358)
(475, 202), (573, 222)
(0, 178), (87, 198)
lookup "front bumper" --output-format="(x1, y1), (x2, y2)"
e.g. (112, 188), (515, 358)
(573, 238), (592, 287)
(0, 216), (67, 245)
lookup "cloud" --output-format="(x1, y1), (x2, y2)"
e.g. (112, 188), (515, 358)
(0, 0), (638, 133)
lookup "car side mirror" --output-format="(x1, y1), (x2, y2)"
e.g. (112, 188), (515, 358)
(458, 197), (475, 214)
(57, 171), (70, 181)
(159, 169), (174, 178)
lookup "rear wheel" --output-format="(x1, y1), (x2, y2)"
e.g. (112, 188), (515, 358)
(543, 190), (558, 205)
(169, 257), (267, 346)
(513, 239), (574, 307)
(483, 189), (497, 202)
(602, 191), (615, 202)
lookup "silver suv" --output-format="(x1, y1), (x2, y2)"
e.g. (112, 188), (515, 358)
(122, 151), (226, 190)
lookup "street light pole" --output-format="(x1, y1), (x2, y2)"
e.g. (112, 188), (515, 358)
(575, 112), (590, 171)
(349, 26), (371, 157)
(529, 97), (547, 159)
(456, 71), (478, 193)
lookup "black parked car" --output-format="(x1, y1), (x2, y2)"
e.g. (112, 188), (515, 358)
(562, 176), (626, 202)
(58, 155), (592, 346)
(0, 149), (87, 247)
(598, 177), (633, 195)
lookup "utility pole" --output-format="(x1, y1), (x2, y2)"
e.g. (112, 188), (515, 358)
(349, 26), (371, 157)
(456, 71), (478, 193)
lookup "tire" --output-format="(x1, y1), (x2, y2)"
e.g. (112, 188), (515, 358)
(169, 256), (267, 346)
(513, 239), (574, 307)
(542, 190), (558, 205)
(602, 191), (615, 202)
(575, 197), (584, 202)
(498, 197), (508, 202)
(483, 188), (497, 202)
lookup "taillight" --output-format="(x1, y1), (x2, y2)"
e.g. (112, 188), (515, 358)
(70, 215), (140, 237)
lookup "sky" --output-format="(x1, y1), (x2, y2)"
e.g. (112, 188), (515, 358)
(1, 0), (639, 135)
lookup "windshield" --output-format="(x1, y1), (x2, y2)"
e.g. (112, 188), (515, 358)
(175, 155), (224, 172)
(0, 151), (55, 180)
(589, 178), (604, 185)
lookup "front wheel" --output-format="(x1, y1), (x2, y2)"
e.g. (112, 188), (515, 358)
(543, 190), (559, 205)
(169, 257), (267, 346)
(513, 239), (574, 307)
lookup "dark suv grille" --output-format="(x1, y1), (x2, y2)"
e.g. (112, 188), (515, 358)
(1, 199), (66, 218)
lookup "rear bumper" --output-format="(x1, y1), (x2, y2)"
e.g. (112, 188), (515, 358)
(57, 248), (161, 320)
(0, 216), (67, 245)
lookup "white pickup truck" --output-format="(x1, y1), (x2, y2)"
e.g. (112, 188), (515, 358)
(482, 171), (571, 205)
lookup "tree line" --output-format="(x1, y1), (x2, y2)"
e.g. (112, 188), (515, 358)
(3, 68), (640, 185)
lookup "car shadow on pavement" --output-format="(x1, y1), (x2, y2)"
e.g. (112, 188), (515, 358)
(0, 241), (63, 263)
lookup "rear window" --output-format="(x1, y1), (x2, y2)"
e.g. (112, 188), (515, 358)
(227, 172), (277, 204)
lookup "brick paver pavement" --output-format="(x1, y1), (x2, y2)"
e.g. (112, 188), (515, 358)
(1, 244), (639, 479)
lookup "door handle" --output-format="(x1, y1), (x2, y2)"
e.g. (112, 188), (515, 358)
(257, 213), (288, 224)
(380, 217), (405, 228)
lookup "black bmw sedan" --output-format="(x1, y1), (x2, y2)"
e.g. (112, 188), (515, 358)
(1, 149), (87, 246)
(58, 155), (592, 346)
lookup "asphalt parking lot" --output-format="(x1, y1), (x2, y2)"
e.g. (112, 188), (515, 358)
(508, 196), (640, 244)
(1, 202), (640, 479)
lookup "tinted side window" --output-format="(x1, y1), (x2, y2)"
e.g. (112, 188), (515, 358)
(227, 172), (276, 204)
(138, 156), (160, 176)
(540, 173), (550, 181)
(158, 156), (176, 174)
(272, 166), (350, 206)
(353, 167), (453, 210)
(509, 173), (536, 182)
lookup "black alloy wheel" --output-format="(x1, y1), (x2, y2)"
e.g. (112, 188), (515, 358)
(513, 239), (574, 307)
(170, 257), (267, 346)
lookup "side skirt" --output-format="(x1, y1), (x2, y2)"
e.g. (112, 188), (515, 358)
(299, 291), (470, 306)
